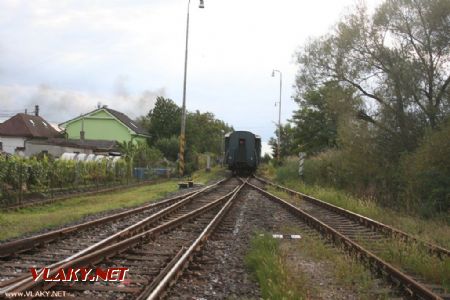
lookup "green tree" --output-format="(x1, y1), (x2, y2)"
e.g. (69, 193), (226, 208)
(155, 136), (179, 161)
(145, 97), (182, 143)
(268, 123), (298, 158)
(186, 110), (232, 155)
(292, 0), (450, 214)
(139, 97), (232, 167)
(296, 0), (450, 151)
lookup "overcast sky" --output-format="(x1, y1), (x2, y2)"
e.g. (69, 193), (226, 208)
(0, 0), (381, 153)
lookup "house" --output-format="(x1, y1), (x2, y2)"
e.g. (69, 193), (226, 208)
(0, 112), (61, 155)
(59, 106), (149, 144)
(24, 138), (119, 157)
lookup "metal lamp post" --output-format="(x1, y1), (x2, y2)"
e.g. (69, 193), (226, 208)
(272, 69), (282, 162)
(179, 0), (204, 177)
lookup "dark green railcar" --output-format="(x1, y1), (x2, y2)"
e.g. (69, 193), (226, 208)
(224, 131), (261, 174)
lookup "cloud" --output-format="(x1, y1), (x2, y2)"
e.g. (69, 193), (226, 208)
(0, 84), (163, 124)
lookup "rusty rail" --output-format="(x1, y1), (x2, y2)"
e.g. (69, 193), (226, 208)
(254, 175), (450, 259)
(0, 190), (194, 258)
(0, 178), (227, 258)
(1, 178), (166, 211)
(0, 179), (240, 296)
(246, 181), (442, 300)
(144, 179), (247, 300)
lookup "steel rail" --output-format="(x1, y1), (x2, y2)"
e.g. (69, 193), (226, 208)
(246, 181), (442, 300)
(0, 190), (197, 258)
(0, 180), (240, 296)
(0, 178), (229, 291)
(1, 178), (163, 211)
(144, 179), (247, 300)
(254, 175), (450, 259)
(0, 178), (226, 258)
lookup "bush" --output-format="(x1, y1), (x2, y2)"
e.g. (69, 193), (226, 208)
(0, 155), (131, 204)
(275, 157), (300, 184)
(401, 122), (450, 216)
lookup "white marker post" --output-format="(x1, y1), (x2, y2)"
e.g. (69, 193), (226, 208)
(299, 152), (305, 177)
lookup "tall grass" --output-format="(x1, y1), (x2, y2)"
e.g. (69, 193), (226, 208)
(259, 161), (450, 249)
(0, 181), (178, 241)
(245, 234), (306, 299)
(268, 186), (450, 293)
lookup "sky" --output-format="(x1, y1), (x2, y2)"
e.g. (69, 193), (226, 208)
(0, 0), (381, 154)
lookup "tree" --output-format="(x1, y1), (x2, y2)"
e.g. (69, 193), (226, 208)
(291, 83), (358, 155)
(145, 97), (181, 143)
(296, 0), (450, 152)
(268, 123), (298, 158)
(291, 0), (450, 215)
(140, 97), (233, 166)
(186, 110), (232, 155)
(155, 136), (179, 161)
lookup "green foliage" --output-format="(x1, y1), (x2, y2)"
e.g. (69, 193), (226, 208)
(275, 157), (300, 185)
(268, 123), (298, 158)
(269, 0), (450, 216)
(140, 96), (232, 173)
(245, 234), (304, 299)
(264, 174), (450, 248)
(155, 135), (179, 161)
(118, 141), (163, 168)
(0, 155), (131, 205)
(185, 110), (231, 155)
(0, 180), (178, 241)
(291, 83), (357, 155)
(401, 121), (450, 215)
(146, 96), (182, 143)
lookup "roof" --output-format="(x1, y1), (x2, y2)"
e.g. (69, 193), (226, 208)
(104, 108), (148, 136)
(29, 138), (119, 151)
(60, 107), (148, 136)
(0, 114), (61, 138)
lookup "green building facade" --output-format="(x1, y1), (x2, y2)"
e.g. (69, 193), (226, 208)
(59, 107), (149, 144)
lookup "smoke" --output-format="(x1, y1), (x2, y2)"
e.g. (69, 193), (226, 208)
(114, 75), (129, 98)
(0, 82), (164, 124)
(111, 75), (161, 118)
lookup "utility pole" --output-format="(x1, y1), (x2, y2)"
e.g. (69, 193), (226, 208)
(178, 0), (205, 177)
(272, 69), (282, 162)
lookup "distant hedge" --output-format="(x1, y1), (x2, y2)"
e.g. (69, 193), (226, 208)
(0, 155), (130, 204)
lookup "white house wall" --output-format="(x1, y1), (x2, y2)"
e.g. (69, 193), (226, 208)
(0, 136), (26, 154)
(24, 142), (93, 158)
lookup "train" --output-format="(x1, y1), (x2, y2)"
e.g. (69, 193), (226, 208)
(224, 131), (261, 175)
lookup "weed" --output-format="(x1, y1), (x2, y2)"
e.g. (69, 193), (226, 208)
(0, 180), (178, 241)
(245, 233), (307, 299)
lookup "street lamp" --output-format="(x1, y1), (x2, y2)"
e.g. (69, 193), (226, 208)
(179, 0), (205, 177)
(272, 69), (282, 162)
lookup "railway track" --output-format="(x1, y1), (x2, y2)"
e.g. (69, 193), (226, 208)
(249, 176), (450, 300)
(1, 179), (166, 211)
(0, 178), (231, 282)
(0, 177), (245, 299)
(1, 175), (448, 299)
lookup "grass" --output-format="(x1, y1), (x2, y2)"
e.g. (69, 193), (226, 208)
(191, 166), (227, 184)
(245, 233), (307, 299)
(0, 167), (228, 242)
(285, 180), (449, 249)
(245, 231), (387, 299)
(376, 239), (450, 292)
(266, 186), (450, 293)
(292, 232), (384, 299)
(0, 180), (178, 241)
(258, 163), (450, 250)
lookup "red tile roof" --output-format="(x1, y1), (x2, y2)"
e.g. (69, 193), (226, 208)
(0, 113), (61, 138)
